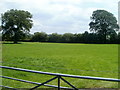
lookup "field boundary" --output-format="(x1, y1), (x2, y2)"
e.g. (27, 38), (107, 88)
(1, 66), (120, 90)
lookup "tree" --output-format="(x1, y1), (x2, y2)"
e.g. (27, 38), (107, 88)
(81, 31), (89, 43)
(62, 33), (74, 43)
(89, 10), (119, 43)
(73, 33), (82, 43)
(117, 32), (120, 44)
(1, 9), (33, 43)
(31, 32), (48, 42)
(48, 33), (62, 42)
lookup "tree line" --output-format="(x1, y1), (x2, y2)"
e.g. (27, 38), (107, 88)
(1, 9), (120, 44)
(24, 31), (120, 44)
(2, 31), (120, 44)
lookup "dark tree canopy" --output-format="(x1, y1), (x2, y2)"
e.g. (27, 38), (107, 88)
(48, 33), (62, 42)
(31, 32), (48, 42)
(62, 33), (74, 43)
(89, 10), (119, 43)
(1, 9), (33, 43)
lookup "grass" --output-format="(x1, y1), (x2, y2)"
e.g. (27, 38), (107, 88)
(2, 42), (118, 88)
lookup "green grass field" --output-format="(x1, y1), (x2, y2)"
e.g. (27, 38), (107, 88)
(2, 42), (118, 88)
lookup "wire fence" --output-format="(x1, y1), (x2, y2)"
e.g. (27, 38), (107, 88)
(0, 61), (119, 74)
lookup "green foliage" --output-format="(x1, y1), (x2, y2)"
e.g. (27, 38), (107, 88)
(89, 10), (119, 43)
(48, 33), (62, 42)
(1, 9), (33, 43)
(31, 32), (48, 42)
(30, 31), (119, 44)
(2, 42), (118, 88)
(62, 33), (74, 43)
(118, 32), (120, 43)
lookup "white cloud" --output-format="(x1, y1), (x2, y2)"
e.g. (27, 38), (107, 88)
(0, 0), (119, 34)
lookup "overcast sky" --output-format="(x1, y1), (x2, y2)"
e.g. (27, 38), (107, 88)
(0, 0), (119, 34)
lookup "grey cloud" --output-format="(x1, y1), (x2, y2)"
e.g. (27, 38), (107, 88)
(33, 11), (53, 21)
(0, 0), (118, 34)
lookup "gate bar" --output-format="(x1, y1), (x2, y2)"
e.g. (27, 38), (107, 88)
(0, 85), (17, 90)
(1, 76), (73, 89)
(30, 76), (58, 90)
(1, 66), (120, 82)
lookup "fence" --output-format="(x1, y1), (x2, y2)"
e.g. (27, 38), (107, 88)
(0, 66), (120, 90)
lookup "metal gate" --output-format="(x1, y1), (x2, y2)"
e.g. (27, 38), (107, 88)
(1, 66), (120, 90)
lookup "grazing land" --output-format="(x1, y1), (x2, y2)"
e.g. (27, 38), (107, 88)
(2, 42), (118, 88)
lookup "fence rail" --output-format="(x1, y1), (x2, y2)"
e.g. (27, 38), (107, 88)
(1, 66), (120, 90)
(1, 61), (118, 73)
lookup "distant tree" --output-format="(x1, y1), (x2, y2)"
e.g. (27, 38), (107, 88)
(31, 32), (48, 42)
(0, 33), (2, 41)
(109, 32), (117, 43)
(81, 31), (89, 43)
(23, 33), (33, 41)
(1, 9), (33, 43)
(62, 33), (74, 43)
(48, 33), (62, 42)
(117, 32), (120, 44)
(89, 10), (119, 43)
(73, 33), (82, 43)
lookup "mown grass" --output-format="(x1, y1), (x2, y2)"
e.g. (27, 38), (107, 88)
(2, 42), (118, 88)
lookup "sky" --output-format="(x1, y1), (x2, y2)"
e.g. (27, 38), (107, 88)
(0, 0), (119, 34)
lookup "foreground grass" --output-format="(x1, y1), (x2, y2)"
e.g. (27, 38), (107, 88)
(2, 42), (118, 88)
